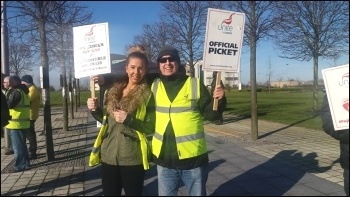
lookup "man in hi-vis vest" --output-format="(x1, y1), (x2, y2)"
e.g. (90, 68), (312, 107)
(6, 76), (30, 172)
(151, 46), (226, 196)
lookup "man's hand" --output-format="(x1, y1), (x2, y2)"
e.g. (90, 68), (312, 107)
(213, 85), (224, 100)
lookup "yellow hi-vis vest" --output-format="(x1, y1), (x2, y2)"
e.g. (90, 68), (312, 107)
(89, 92), (151, 170)
(6, 88), (30, 129)
(151, 77), (207, 160)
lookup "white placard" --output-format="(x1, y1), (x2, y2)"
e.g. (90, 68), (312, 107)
(73, 22), (111, 79)
(322, 64), (349, 130)
(202, 8), (245, 72)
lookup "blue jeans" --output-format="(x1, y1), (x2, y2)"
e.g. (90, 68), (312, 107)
(157, 164), (208, 196)
(8, 129), (30, 171)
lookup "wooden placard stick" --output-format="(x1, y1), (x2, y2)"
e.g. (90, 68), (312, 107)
(213, 71), (221, 111)
(90, 79), (96, 111)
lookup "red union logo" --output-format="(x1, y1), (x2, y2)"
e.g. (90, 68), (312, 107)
(85, 25), (95, 37)
(84, 25), (96, 42)
(343, 98), (349, 111)
(218, 13), (235, 34)
(339, 72), (349, 86)
(222, 13), (235, 25)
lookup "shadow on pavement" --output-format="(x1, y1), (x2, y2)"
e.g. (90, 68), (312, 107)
(259, 115), (319, 139)
(4, 166), (103, 196)
(211, 150), (333, 196)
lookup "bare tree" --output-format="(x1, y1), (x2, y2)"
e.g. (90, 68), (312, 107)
(214, 1), (278, 140)
(160, 1), (209, 76)
(45, 1), (92, 130)
(265, 57), (274, 93)
(8, 41), (34, 76)
(128, 21), (177, 62)
(8, 1), (71, 161)
(272, 1), (349, 112)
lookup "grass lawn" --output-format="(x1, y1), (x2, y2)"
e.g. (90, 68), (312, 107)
(224, 90), (326, 131)
(48, 89), (326, 131)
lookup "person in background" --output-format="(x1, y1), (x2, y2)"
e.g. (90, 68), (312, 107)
(21, 75), (40, 159)
(6, 75), (30, 172)
(87, 47), (155, 196)
(2, 75), (14, 155)
(321, 95), (349, 196)
(2, 75), (10, 94)
(210, 71), (227, 125)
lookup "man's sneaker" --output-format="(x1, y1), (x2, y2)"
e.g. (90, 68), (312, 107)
(4, 149), (14, 155)
(8, 168), (26, 173)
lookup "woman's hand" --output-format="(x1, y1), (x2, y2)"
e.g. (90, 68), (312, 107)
(87, 98), (99, 111)
(113, 110), (128, 123)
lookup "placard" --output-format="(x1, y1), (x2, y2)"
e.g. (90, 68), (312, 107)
(73, 22), (111, 79)
(202, 8), (245, 72)
(322, 64), (349, 130)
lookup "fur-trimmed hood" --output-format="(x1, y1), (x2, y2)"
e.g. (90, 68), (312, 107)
(105, 80), (151, 115)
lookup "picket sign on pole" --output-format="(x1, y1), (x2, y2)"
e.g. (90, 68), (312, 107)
(322, 64), (349, 131)
(202, 8), (245, 110)
(73, 22), (111, 118)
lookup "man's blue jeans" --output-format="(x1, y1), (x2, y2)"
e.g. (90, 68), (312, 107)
(8, 129), (30, 171)
(157, 164), (208, 196)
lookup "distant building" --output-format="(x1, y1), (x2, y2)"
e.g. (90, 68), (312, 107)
(270, 80), (300, 88)
(185, 60), (240, 89)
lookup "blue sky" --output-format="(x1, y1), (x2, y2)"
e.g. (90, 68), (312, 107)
(44, 1), (348, 88)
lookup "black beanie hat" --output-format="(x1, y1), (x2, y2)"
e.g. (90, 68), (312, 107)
(21, 75), (33, 83)
(157, 46), (181, 65)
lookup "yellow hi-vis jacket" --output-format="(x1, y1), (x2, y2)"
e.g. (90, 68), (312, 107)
(89, 94), (150, 170)
(151, 77), (207, 160)
(6, 88), (30, 129)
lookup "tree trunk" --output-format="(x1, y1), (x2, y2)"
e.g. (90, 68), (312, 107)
(313, 56), (319, 112)
(38, 4), (54, 160)
(250, 2), (258, 141)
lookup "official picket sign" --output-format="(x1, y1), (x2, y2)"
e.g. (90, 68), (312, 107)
(322, 64), (349, 130)
(202, 8), (245, 72)
(73, 22), (111, 79)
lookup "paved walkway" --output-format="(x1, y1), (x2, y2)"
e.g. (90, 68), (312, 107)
(1, 107), (346, 196)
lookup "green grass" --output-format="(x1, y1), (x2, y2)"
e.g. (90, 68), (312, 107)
(48, 89), (326, 131)
(48, 90), (100, 107)
(225, 90), (326, 131)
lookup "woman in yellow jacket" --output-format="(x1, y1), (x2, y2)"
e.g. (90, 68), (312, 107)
(87, 47), (155, 196)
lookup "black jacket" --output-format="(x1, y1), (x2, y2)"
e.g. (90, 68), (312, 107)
(1, 91), (10, 127)
(7, 84), (29, 109)
(321, 95), (349, 170)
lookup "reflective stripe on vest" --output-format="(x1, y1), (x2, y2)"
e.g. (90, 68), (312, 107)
(6, 89), (30, 129)
(151, 77), (207, 159)
(89, 90), (151, 170)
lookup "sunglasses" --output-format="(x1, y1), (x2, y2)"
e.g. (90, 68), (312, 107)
(159, 57), (176, 63)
